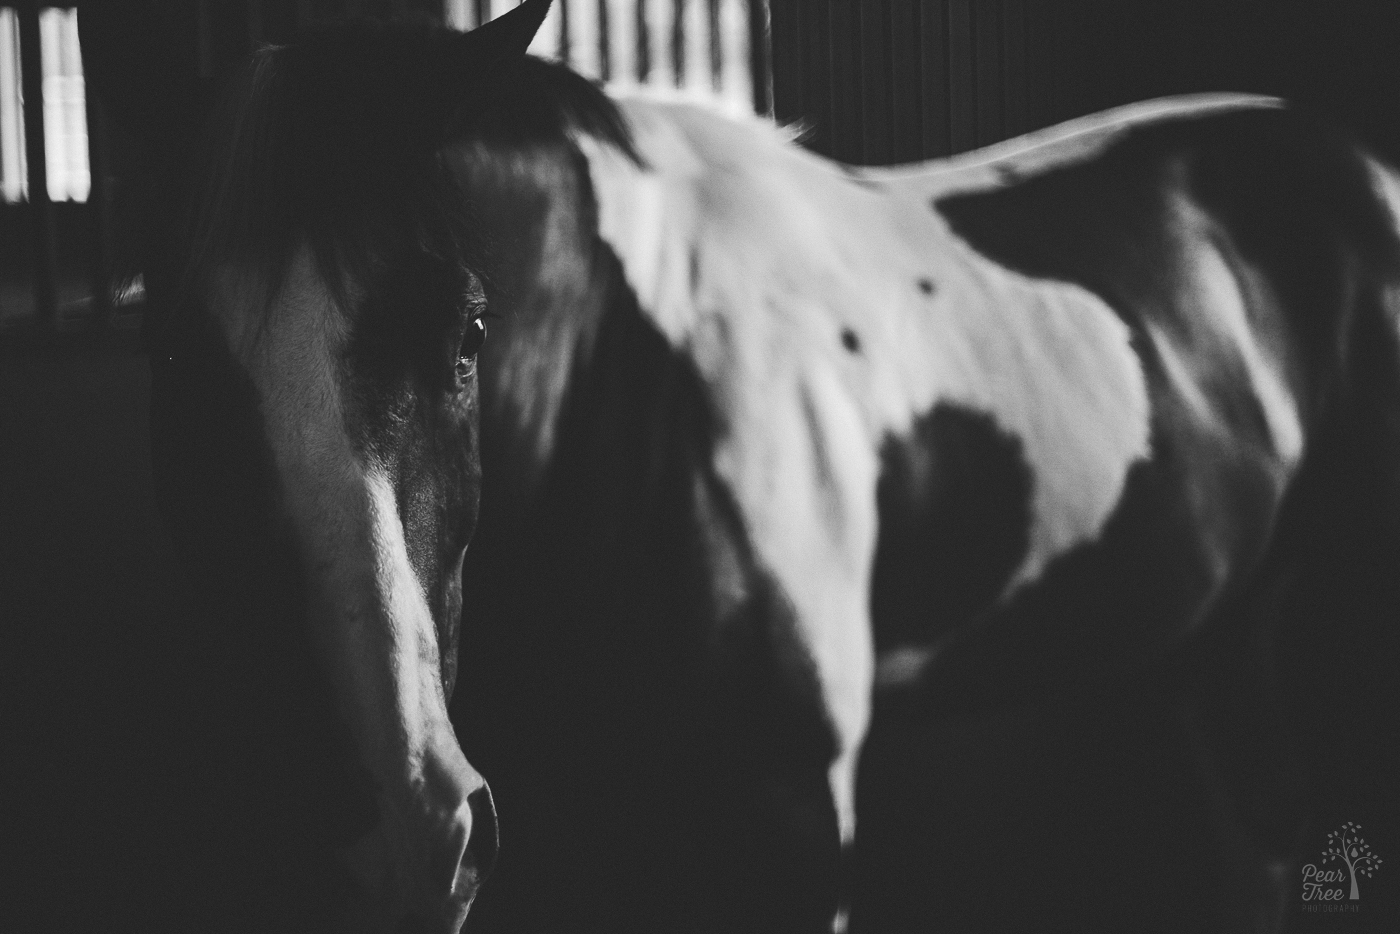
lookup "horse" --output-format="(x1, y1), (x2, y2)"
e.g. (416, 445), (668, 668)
(91, 0), (1400, 930)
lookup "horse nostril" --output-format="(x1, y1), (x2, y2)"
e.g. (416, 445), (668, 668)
(465, 784), (498, 881)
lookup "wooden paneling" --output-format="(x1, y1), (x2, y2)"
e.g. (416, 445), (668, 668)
(1022, 0), (1051, 139)
(858, 0), (891, 164)
(827, 0), (862, 164)
(1000, 0), (1025, 138)
(799, 0), (831, 153)
(945, 0), (972, 153)
(971, 0), (998, 145)
(917, 0), (948, 158)
(769, 0), (802, 122)
(769, 0), (1400, 168)
(887, 0), (920, 162)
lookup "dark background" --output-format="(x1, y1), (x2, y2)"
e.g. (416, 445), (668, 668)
(771, 0), (1400, 167)
(5, 2), (1399, 931)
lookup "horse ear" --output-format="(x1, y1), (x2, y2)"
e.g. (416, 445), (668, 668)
(418, 0), (552, 144)
(449, 0), (553, 72)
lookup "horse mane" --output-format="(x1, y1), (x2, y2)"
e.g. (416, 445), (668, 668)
(157, 19), (636, 350)
(468, 82), (850, 490)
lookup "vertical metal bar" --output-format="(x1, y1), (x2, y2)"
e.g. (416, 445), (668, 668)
(768, 0), (800, 122)
(598, 0), (611, 81)
(708, 0), (720, 92)
(635, 0), (648, 81)
(18, 3), (58, 329)
(670, 0), (682, 87)
(559, 0), (571, 65)
(82, 42), (113, 327)
(748, 0), (770, 115)
(801, 0), (833, 154)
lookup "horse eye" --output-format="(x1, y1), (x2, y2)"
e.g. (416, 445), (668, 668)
(458, 316), (487, 361)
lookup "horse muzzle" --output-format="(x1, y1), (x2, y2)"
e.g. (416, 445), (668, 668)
(336, 733), (499, 934)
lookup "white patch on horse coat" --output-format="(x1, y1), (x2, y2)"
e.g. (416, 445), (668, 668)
(1163, 188), (1304, 467)
(1365, 156), (1400, 338)
(575, 97), (1310, 841)
(1366, 154), (1400, 233)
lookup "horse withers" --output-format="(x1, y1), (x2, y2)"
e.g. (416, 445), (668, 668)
(84, 3), (560, 930)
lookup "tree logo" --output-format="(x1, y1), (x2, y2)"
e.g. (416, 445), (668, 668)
(1301, 822), (1383, 902)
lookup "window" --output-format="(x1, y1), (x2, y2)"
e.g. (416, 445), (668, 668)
(0, 6), (90, 205)
(40, 7), (88, 202)
(0, 8), (25, 203)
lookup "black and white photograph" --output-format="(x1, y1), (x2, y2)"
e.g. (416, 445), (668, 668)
(4, 1), (1398, 931)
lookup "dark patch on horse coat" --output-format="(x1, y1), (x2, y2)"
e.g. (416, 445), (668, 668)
(886, 106), (1400, 713)
(841, 328), (861, 353)
(689, 245), (702, 296)
(857, 106), (1400, 932)
(995, 164), (1021, 185)
(871, 405), (1032, 650)
(917, 278), (936, 296)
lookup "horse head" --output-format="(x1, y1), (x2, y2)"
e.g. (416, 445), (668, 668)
(84, 1), (554, 929)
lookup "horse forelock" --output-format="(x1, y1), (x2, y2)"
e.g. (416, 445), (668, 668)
(179, 45), (636, 451)
(173, 24), (516, 357)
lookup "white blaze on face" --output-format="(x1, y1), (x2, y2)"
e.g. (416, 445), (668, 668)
(210, 248), (485, 916)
